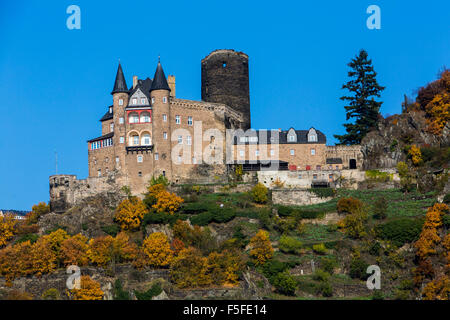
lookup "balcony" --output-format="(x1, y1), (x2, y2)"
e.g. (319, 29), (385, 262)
(126, 145), (153, 154)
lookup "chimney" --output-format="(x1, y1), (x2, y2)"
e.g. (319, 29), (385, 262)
(133, 75), (138, 89)
(168, 75), (176, 97)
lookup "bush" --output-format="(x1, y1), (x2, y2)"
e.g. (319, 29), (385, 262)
(276, 205), (293, 217)
(149, 174), (169, 187)
(375, 218), (424, 247)
(113, 279), (130, 300)
(272, 272), (297, 296)
(190, 212), (214, 226)
(312, 243), (327, 255)
(261, 259), (289, 281)
(251, 183), (268, 204)
(316, 281), (333, 297)
(349, 258), (369, 280)
(365, 170), (391, 182)
(372, 197), (388, 220)
(337, 197), (363, 214)
(41, 288), (60, 300)
(312, 269), (330, 282)
(371, 290), (384, 300)
(369, 241), (381, 256)
(101, 224), (120, 237)
(134, 283), (162, 300)
(320, 257), (336, 274)
(278, 235), (302, 254)
(444, 194), (450, 205)
(15, 233), (39, 244)
(443, 215), (450, 228)
(308, 188), (335, 198)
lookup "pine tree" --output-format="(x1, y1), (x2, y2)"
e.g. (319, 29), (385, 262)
(334, 49), (385, 145)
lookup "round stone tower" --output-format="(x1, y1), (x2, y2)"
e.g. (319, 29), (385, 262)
(201, 49), (250, 129)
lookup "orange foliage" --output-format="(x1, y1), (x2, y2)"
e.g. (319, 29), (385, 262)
(69, 275), (104, 300)
(425, 92), (450, 135)
(171, 237), (185, 255)
(61, 234), (89, 266)
(422, 277), (450, 300)
(152, 190), (184, 215)
(87, 232), (137, 267)
(337, 197), (363, 214)
(114, 197), (148, 230)
(249, 230), (274, 265)
(408, 145), (423, 165)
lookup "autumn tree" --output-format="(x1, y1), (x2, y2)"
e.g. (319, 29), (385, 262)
(251, 183), (268, 204)
(114, 197), (148, 230)
(69, 275), (104, 300)
(27, 202), (50, 224)
(30, 237), (58, 276)
(61, 234), (89, 266)
(170, 247), (212, 288)
(87, 232), (137, 269)
(207, 250), (245, 286)
(0, 213), (17, 247)
(408, 145), (423, 166)
(142, 232), (174, 267)
(334, 49), (385, 145)
(249, 230), (274, 265)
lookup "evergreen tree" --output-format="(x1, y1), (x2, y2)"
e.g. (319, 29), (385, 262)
(334, 49), (385, 145)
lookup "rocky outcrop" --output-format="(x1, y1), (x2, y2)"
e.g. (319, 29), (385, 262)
(39, 192), (125, 238)
(361, 111), (449, 169)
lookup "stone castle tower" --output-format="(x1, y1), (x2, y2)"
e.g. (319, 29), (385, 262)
(201, 49), (250, 130)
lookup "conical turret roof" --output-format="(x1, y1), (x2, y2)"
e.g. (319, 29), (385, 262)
(111, 63), (128, 94)
(150, 61), (171, 92)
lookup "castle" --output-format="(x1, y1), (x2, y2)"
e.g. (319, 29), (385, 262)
(49, 49), (362, 212)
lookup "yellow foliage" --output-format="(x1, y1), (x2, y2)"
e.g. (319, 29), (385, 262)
(249, 230), (273, 265)
(408, 145), (423, 165)
(0, 214), (17, 247)
(170, 247), (212, 288)
(250, 183), (268, 204)
(30, 237), (57, 276)
(142, 232), (173, 267)
(152, 190), (184, 215)
(87, 232), (137, 267)
(70, 275), (104, 300)
(114, 197), (148, 230)
(422, 276), (450, 300)
(425, 92), (450, 135)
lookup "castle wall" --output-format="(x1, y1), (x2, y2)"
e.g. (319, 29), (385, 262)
(326, 145), (363, 169)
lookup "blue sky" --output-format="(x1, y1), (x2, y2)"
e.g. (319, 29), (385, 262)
(0, 0), (449, 210)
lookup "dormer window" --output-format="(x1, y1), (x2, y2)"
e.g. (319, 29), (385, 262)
(307, 128), (318, 142)
(141, 98), (146, 104)
(287, 129), (297, 143)
(132, 98), (137, 105)
(289, 135), (295, 142)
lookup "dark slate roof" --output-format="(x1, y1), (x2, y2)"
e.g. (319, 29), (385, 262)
(111, 63), (129, 94)
(87, 132), (114, 143)
(100, 106), (113, 121)
(150, 62), (171, 92)
(232, 128), (326, 145)
(129, 77), (152, 99)
(326, 158), (343, 164)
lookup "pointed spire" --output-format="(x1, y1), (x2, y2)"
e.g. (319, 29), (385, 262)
(150, 60), (171, 92)
(111, 62), (128, 94)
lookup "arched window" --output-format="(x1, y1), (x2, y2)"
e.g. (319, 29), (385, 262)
(129, 112), (139, 124)
(129, 133), (139, 146)
(141, 133), (151, 146)
(140, 111), (151, 123)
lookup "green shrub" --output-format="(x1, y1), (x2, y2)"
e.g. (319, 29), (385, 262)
(312, 243), (327, 255)
(134, 283), (162, 300)
(276, 205), (294, 217)
(372, 197), (388, 220)
(261, 259), (289, 281)
(251, 183), (268, 204)
(16, 233), (39, 244)
(278, 235), (303, 254)
(349, 258), (369, 280)
(369, 241), (381, 256)
(181, 202), (210, 214)
(272, 272), (297, 296)
(312, 269), (330, 282)
(308, 188), (335, 198)
(444, 193), (450, 205)
(320, 257), (336, 274)
(443, 215), (450, 228)
(375, 218), (424, 247)
(149, 174), (169, 187)
(365, 170), (391, 182)
(371, 290), (384, 300)
(113, 279), (130, 300)
(101, 224), (121, 237)
(317, 281), (333, 297)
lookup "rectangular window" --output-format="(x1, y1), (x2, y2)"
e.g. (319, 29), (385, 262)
(163, 132), (167, 139)
(239, 150), (244, 157)
(163, 96), (167, 103)
(133, 136), (139, 145)
(97, 169), (101, 177)
(270, 149), (275, 156)
(311, 148), (316, 155)
(187, 116), (193, 126)
(155, 153), (159, 160)
(255, 150), (259, 156)
(177, 155), (182, 163)
(249, 136), (258, 143)
(119, 117), (124, 124)
(175, 115), (180, 124)
(137, 155), (143, 163)
(151, 97), (155, 104)
(141, 98), (145, 104)
(192, 157), (197, 164)
(115, 156), (119, 163)
(186, 135), (192, 145)
(110, 123), (114, 132)
(120, 136), (124, 144)
(118, 99), (123, 106)
(163, 114), (167, 122)
(178, 135), (183, 144)
(313, 174), (317, 180)
(133, 98), (137, 105)
(290, 149), (295, 155)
